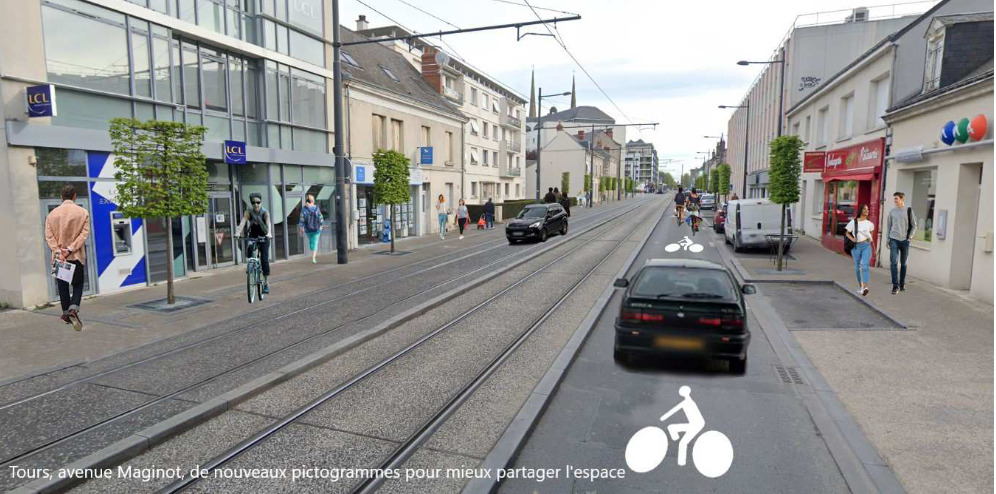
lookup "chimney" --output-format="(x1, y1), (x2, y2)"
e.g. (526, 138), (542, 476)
(356, 15), (369, 31)
(556, 123), (564, 131)
(577, 130), (585, 140)
(605, 129), (613, 139)
(420, 46), (443, 93)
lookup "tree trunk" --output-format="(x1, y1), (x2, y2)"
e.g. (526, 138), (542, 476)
(776, 204), (786, 271)
(390, 205), (395, 254)
(165, 216), (176, 304)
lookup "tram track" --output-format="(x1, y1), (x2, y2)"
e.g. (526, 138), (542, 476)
(0, 200), (653, 492)
(152, 201), (654, 494)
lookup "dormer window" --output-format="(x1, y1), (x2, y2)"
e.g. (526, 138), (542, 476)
(341, 51), (360, 69)
(924, 31), (944, 91)
(380, 65), (400, 83)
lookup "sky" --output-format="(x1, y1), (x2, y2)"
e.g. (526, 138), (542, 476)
(338, 0), (936, 178)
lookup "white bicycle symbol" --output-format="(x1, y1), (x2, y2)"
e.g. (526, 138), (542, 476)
(625, 386), (733, 478)
(665, 236), (704, 253)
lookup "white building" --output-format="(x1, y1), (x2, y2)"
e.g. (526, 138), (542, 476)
(525, 128), (607, 204)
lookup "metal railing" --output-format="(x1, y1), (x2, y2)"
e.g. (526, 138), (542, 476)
(443, 86), (464, 103)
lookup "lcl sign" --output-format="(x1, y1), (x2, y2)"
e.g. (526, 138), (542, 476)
(25, 85), (57, 117)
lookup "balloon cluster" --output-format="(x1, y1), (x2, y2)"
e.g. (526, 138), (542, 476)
(941, 114), (988, 145)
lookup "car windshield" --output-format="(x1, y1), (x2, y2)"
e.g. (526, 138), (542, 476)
(518, 207), (547, 219)
(630, 267), (737, 301)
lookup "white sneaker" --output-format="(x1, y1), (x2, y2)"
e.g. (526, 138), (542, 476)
(459, 235), (464, 239)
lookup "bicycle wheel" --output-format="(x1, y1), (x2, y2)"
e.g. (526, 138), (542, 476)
(625, 426), (669, 473)
(665, 243), (681, 253)
(257, 269), (266, 301)
(692, 430), (733, 478)
(688, 244), (704, 253)
(246, 262), (257, 304)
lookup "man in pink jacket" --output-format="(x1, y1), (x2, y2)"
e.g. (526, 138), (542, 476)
(45, 185), (90, 331)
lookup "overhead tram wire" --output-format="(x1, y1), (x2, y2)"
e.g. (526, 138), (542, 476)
(521, 0), (634, 124)
(490, 0), (580, 17)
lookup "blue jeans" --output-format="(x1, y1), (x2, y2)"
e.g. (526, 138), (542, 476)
(485, 212), (494, 229)
(437, 214), (447, 236)
(852, 242), (871, 285)
(888, 238), (909, 289)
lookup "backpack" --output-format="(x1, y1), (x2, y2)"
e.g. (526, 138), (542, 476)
(303, 205), (321, 232)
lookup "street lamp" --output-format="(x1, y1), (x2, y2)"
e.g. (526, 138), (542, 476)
(535, 88), (572, 202)
(719, 104), (749, 198)
(737, 52), (786, 137)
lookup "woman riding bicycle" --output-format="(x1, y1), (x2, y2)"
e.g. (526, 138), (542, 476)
(686, 188), (702, 232)
(235, 192), (272, 294)
(673, 187), (686, 224)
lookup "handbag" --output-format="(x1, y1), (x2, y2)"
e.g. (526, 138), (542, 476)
(844, 218), (858, 257)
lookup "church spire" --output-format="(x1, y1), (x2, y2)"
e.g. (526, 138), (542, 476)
(570, 73), (576, 109)
(528, 66), (536, 118)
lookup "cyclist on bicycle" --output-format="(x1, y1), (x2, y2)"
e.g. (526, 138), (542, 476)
(673, 187), (686, 224)
(686, 188), (702, 231)
(235, 192), (272, 294)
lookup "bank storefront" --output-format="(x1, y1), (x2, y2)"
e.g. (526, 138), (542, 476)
(351, 161), (422, 245)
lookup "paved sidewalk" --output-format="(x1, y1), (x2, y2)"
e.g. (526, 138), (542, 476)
(728, 232), (993, 493)
(0, 202), (626, 384)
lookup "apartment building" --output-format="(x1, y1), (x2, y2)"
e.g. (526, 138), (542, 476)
(0, 0), (338, 308)
(726, 5), (927, 198)
(625, 139), (659, 189)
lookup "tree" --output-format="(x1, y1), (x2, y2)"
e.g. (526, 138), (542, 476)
(768, 135), (804, 271)
(373, 149), (411, 254)
(561, 172), (570, 200)
(709, 168), (720, 195)
(717, 164), (731, 204)
(583, 173), (591, 192)
(662, 172), (676, 188)
(109, 118), (208, 305)
(681, 172), (691, 188)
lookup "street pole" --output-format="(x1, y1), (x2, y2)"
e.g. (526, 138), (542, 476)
(332, 0), (348, 264)
(777, 48), (785, 137)
(535, 87), (542, 203)
(742, 102), (750, 198)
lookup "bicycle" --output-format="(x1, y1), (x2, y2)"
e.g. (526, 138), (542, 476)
(242, 237), (266, 303)
(686, 208), (702, 235)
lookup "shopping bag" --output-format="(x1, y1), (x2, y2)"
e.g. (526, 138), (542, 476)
(55, 260), (76, 283)
(477, 216), (486, 229)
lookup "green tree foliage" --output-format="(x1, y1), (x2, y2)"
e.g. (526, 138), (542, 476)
(662, 172), (676, 188)
(717, 164), (731, 200)
(767, 135), (804, 270)
(681, 172), (691, 187)
(109, 118), (207, 304)
(583, 173), (591, 192)
(709, 168), (720, 195)
(373, 149), (411, 253)
(561, 172), (570, 198)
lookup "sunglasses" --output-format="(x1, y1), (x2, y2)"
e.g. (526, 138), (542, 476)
(251, 200), (261, 205)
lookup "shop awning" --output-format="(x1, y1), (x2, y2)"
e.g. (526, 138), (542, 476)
(824, 173), (875, 182)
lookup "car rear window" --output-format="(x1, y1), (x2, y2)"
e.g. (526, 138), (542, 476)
(630, 267), (737, 301)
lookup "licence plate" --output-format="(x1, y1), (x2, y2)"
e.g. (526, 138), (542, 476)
(512, 231), (524, 236)
(654, 336), (704, 350)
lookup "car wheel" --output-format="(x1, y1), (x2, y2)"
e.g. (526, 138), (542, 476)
(561, 222), (568, 235)
(508, 239), (517, 245)
(724, 233), (731, 245)
(729, 357), (747, 375)
(539, 228), (548, 242)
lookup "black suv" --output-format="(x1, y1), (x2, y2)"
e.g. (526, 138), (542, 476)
(506, 203), (568, 243)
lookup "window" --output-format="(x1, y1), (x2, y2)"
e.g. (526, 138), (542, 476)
(130, 20), (152, 98)
(380, 65), (400, 83)
(470, 87), (478, 106)
(492, 151), (498, 167)
(421, 126), (431, 147)
(470, 147), (479, 164)
(230, 56), (245, 116)
(201, 49), (227, 112)
(803, 115), (811, 143)
(481, 93), (488, 108)
(152, 26), (173, 102)
(483, 150), (489, 165)
(445, 131), (454, 163)
(471, 182), (478, 197)
(278, 65), (291, 121)
(372, 114), (386, 151)
(290, 30), (324, 67)
(792, 122), (800, 136)
(177, 0), (196, 23)
(291, 69), (326, 128)
(870, 77), (890, 129)
(197, 0), (223, 33)
(504, 183), (510, 197)
(246, 60), (259, 119)
(911, 169), (936, 243)
(516, 184), (520, 198)
(482, 122), (489, 138)
(838, 94), (854, 139)
(491, 99), (500, 113)
(924, 33), (944, 91)
(182, 42), (200, 109)
(341, 51), (360, 68)
(288, 0), (324, 35)
(42, 0), (130, 95)
(469, 120), (480, 136)
(816, 106), (829, 146)
(493, 124), (499, 140)
(390, 119), (403, 151)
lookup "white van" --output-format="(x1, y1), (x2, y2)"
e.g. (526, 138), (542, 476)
(724, 199), (793, 252)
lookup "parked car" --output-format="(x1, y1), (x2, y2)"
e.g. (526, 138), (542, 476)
(700, 193), (716, 210)
(723, 199), (792, 253)
(713, 203), (727, 233)
(506, 203), (568, 244)
(612, 259), (754, 374)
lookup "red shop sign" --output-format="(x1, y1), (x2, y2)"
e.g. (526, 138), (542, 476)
(803, 152), (826, 173)
(823, 138), (885, 178)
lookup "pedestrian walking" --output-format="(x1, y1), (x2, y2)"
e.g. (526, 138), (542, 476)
(299, 194), (324, 264)
(887, 192), (917, 294)
(45, 185), (90, 331)
(730, 193), (739, 201)
(483, 198), (495, 229)
(553, 187), (562, 202)
(560, 190), (571, 217)
(845, 204), (875, 296)
(543, 187), (556, 203)
(236, 192), (273, 294)
(435, 194), (448, 239)
(456, 199), (469, 239)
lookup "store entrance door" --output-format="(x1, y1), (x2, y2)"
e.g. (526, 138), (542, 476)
(40, 198), (96, 300)
(196, 195), (235, 268)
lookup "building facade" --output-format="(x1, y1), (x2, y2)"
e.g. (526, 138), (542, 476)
(0, 0), (339, 308)
(625, 139), (658, 190)
(726, 6), (926, 199)
(525, 128), (605, 204)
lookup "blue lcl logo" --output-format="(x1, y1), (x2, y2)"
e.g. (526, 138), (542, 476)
(26, 85), (57, 117)
(224, 140), (246, 165)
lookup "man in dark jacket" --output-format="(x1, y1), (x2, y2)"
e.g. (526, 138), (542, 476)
(543, 187), (556, 203)
(559, 191), (571, 217)
(483, 198), (495, 229)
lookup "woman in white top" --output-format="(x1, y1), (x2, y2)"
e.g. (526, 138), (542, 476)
(435, 194), (448, 240)
(845, 204), (874, 296)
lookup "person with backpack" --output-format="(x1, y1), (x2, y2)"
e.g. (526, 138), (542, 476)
(887, 191), (918, 294)
(235, 192), (273, 294)
(299, 194), (324, 264)
(483, 198), (495, 229)
(844, 204), (874, 297)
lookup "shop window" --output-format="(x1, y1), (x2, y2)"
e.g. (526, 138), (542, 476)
(36, 149), (87, 177)
(826, 180), (857, 238)
(42, 0), (130, 96)
(911, 169), (936, 243)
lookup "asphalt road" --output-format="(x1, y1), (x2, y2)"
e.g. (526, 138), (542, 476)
(503, 203), (852, 493)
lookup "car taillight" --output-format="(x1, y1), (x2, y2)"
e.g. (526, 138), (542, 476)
(721, 316), (744, 331)
(622, 309), (663, 323)
(698, 317), (722, 326)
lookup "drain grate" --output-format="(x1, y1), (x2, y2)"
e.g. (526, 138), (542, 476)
(774, 365), (806, 385)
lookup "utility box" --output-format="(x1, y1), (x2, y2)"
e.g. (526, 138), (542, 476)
(110, 211), (132, 255)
